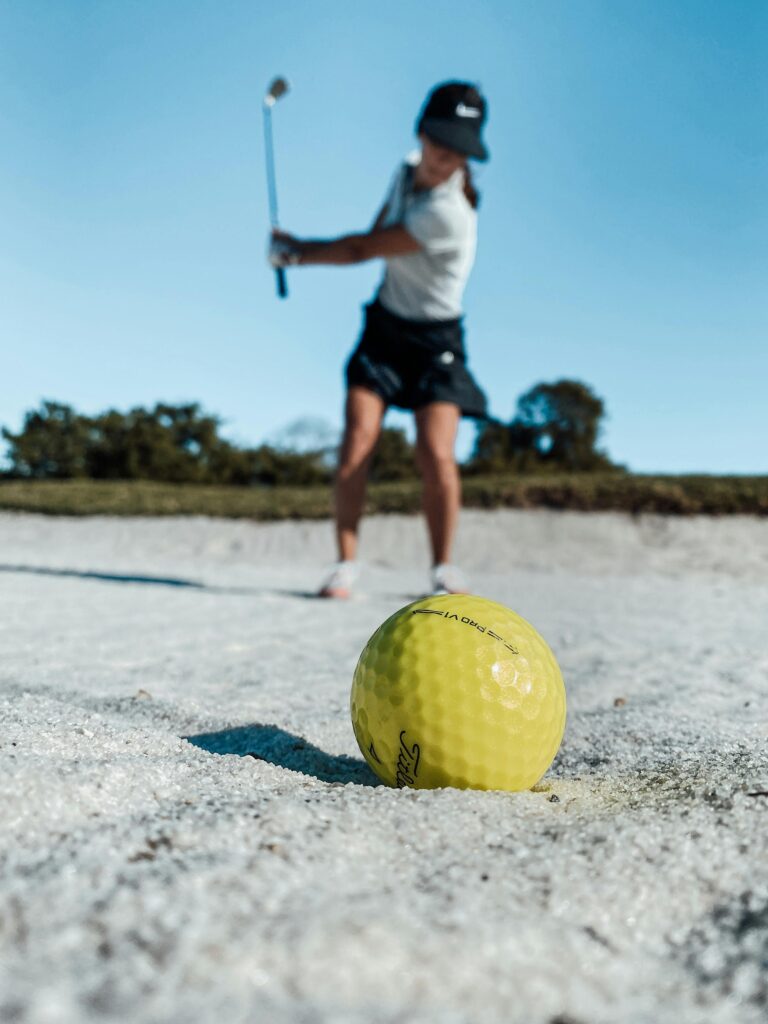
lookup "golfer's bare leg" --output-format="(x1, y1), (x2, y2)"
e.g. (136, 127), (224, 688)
(415, 402), (461, 566)
(335, 386), (386, 562)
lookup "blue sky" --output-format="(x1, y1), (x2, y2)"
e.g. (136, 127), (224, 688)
(1, 0), (766, 472)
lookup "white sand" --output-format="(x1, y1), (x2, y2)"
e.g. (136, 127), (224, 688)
(1, 509), (767, 1024)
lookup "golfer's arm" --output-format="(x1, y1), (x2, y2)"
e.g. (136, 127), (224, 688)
(371, 202), (388, 231)
(296, 225), (421, 266)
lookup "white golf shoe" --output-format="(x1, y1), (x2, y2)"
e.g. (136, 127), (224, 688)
(318, 560), (359, 599)
(430, 563), (470, 595)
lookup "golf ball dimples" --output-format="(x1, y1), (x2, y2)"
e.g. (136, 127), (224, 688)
(350, 594), (566, 791)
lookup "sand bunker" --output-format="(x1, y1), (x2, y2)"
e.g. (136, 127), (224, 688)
(1, 510), (766, 1023)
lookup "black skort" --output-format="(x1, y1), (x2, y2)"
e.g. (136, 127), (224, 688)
(345, 300), (488, 419)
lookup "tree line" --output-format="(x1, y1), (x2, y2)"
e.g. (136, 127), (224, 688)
(1, 380), (620, 485)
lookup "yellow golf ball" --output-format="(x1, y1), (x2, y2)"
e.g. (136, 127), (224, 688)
(350, 594), (566, 791)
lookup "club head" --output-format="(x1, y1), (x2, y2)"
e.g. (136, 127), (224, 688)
(264, 76), (290, 107)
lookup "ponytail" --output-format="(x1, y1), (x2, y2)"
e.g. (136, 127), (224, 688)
(463, 165), (480, 210)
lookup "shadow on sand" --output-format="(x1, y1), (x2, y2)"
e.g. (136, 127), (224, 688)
(0, 564), (340, 600)
(186, 724), (381, 787)
(0, 563), (209, 589)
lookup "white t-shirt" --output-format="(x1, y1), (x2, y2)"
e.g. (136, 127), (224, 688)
(376, 152), (477, 322)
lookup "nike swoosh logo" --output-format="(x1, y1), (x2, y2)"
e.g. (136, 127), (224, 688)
(455, 103), (481, 118)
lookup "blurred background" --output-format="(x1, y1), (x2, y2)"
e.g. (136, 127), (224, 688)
(1, 0), (766, 474)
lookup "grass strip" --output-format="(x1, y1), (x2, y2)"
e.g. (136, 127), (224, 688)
(1, 475), (767, 518)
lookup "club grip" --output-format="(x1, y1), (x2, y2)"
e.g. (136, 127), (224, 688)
(275, 267), (287, 299)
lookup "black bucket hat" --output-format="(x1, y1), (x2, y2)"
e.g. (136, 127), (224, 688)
(416, 81), (489, 162)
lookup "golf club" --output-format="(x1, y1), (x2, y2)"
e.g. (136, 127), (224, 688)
(263, 76), (290, 299)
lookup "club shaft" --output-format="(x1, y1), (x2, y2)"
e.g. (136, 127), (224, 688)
(263, 85), (288, 299)
(263, 104), (279, 227)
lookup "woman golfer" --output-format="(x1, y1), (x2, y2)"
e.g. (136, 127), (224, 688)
(270, 81), (489, 598)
